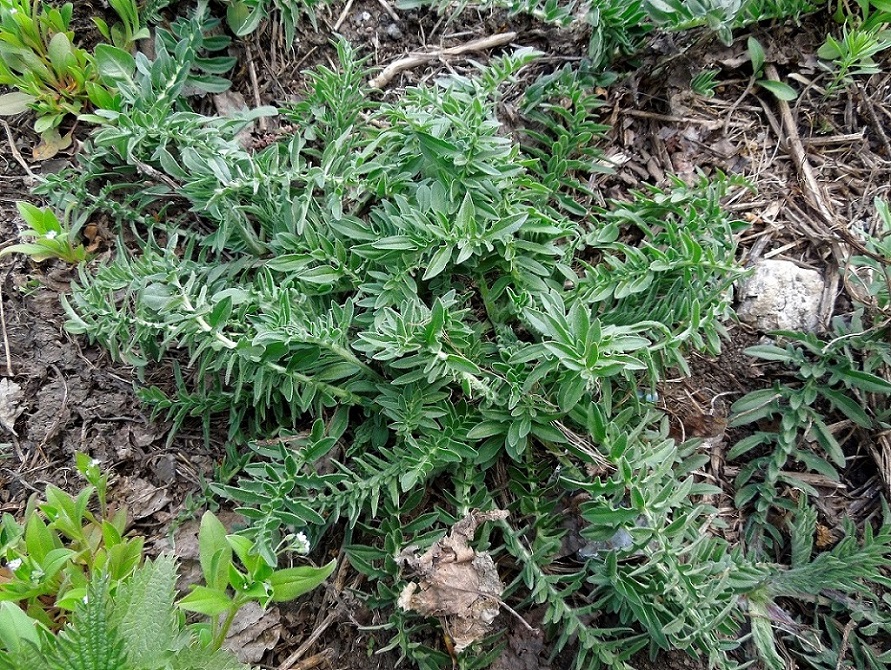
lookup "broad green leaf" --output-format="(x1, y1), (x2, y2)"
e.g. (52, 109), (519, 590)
(832, 367), (891, 393)
(95, 44), (136, 87)
(820, 387), (871, 427)
(747, 36), (765, 74)
(423, 245), (452, 280)
(199, 511), (232, 591)
(757, 79), (798, 101)
(227, 1), (265, 36)
(269, 560), (336, 602)
(24, 513), (57, 562)
(179, 586), (233, 616)
(0, 91), (34, 115)
(47, 32), (74, 73)
(0, 601), (40, 654)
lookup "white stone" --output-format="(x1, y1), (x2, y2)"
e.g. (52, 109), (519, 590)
(736, 260), (824, 331)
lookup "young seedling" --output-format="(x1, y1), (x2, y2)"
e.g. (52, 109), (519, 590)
(179, 511), (335, 650)
(747, 36), (798, 100)
(0, 202), (88, 264)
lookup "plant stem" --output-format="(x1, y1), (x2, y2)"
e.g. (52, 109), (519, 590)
(212, 605), (241, 651)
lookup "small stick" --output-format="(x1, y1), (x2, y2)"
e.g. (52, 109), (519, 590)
(0, 271), (12, 376)
(764, 65), (836, 226)
(245, 45), (268, 132)
(856, 82), (891, 160)
(333, 0), (355, 31)
(369, 32), (517, 89)
(377, 0), (400, 22)
(499, 600), (538, 632)
(277, 611), (338, 670)
(281, 649), (333, 670)
(1, 121), (36, 181)
(624, 109), (721, 127)
(132, 158), (180, 190)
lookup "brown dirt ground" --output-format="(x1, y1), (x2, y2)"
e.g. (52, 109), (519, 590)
(2, 1), (891, 668)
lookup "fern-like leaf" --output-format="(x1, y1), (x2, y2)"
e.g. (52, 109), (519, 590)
(165, 645), (248, 670)
(111, 555), (180, 668)
(44, 576), (132, 670)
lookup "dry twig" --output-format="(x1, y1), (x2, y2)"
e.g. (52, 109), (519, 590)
(377, 0), (400, 22)
(245, 45), (268, 132)
(1, 121), (36, 181)
(764, 65), (837, 227)
(368, 32), (517, 89)
(333, 0), (355, 31)
(282, 650), (333, 670)
(277, 558), (355, 670)
(0, 270), (12, 376)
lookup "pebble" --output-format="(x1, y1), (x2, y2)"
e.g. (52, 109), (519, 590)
(386, 23), (403, 40)
(736, 259), (825, 332)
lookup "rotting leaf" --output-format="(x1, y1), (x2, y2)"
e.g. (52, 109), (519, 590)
(32, 129), (73, 161)
(397, 509), (509, 652)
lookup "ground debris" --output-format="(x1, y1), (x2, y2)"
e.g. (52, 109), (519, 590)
(0, 378), (24, 435)
(397, 509), (509, 652)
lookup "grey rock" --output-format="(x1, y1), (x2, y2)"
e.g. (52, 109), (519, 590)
(736, 259), (824, 332)
(386, 23), (403, 40)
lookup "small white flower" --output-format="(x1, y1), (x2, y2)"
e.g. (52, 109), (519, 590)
(7, 558), (22, 571)
(292, 532), (310, 554)
(44, 230), (57, 240)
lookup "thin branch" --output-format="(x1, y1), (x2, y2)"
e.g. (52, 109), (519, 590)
(369, 32), (517, 89)
(2, 121), (36, 182)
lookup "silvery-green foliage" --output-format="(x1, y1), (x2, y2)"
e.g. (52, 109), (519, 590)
(47, 37), (840, 670)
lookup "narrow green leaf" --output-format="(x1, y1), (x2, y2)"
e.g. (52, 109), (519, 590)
(423, 245), (452, 280)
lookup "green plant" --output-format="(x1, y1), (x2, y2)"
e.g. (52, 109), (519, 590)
(747, 36), (798, 100)
(31, 18), (891, 670)
(0, 557), (251, 670)
(0, 201), (88, 264)
(45, 39), (782, 668)
(729, 330), (891, 553)
(645, 0), (744, 44)
(818, 25), (891, 94)
(0, 1), (99, 143)
(0, 455), (145, 627)
(0, 459), (334, 669)
(180, 511), (333, 650)
(691, 67), (720, 96)
(223, 0), (331, 42)
(93, 0), (151, 50)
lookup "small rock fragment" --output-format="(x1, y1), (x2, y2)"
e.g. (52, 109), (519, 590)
(736, 260), (824, 332)
(0, 379), (25, 435)
(385, 23), (402, 40)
